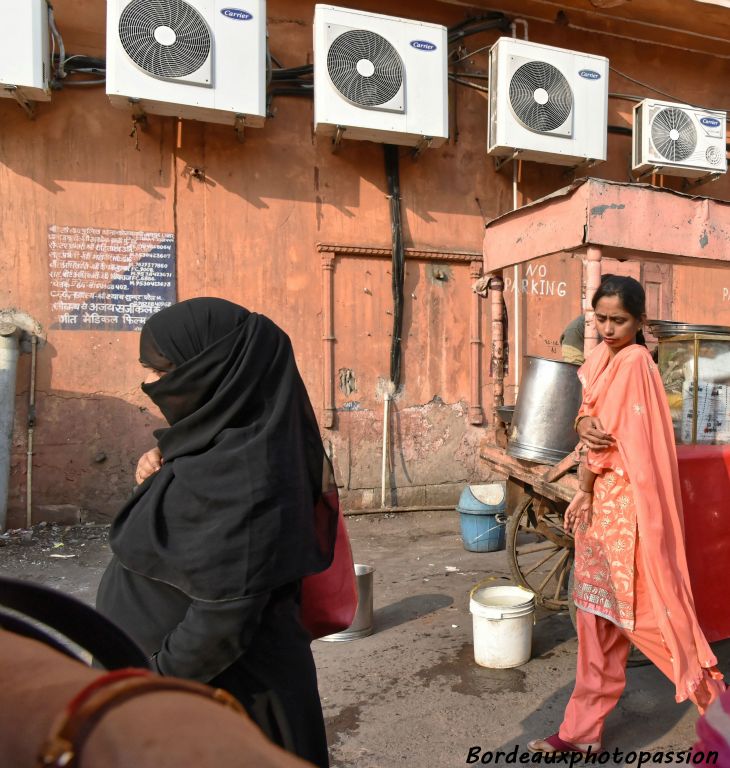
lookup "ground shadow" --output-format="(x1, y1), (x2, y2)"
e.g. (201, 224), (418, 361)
(531, 610), (577, 659)
(487, 637), (730, 762)
(374, 593), (453, 633)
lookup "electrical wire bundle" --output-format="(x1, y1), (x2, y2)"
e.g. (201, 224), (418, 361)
(268, 55), (314, 99)
(52, 54), (106, 88)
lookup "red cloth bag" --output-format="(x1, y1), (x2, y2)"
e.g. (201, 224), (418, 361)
(300, 494), (358, 640)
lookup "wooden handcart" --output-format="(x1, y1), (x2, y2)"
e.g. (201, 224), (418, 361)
(478, 178), (730, 644)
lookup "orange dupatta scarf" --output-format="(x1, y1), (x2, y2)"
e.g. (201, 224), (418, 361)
(577, 342), (720, 703)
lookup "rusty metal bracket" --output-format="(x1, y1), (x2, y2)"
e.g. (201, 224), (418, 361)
(234, 114), (245, 143)
(411, 136), (433, 160)
(331, 125), (346, 153)
(682, 172), (723, 191)
(633, 164), (665, 182)
(563, 157), (601, 178)
(4, 86), (36, 119)
(493, 150), (522, 173)
(127, 98), (148, 151)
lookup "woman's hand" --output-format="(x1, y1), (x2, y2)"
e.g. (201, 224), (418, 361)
(577, 416), (614, 451)
(135, 447), (163, 485)
(564, 490), (593, 534)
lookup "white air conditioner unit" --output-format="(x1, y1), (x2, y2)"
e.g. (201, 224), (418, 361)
(632, 98), (727, 179)
(0, 0), (51, 104)
(314, 5), (448, 148)
(488, 37), (608, 166)
(106, 0), (266, 127)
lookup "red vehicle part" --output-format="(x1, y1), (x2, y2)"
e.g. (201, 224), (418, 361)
(678, 445), (730, 643)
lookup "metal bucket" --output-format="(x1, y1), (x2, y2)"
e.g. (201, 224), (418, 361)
(320, 564), (374, 642)
(507, 356), (582, 464)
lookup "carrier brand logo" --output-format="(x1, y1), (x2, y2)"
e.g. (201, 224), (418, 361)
(221, 8), (253, 20)
(578, 69), (601, 80)
(700, 116), (722, 128)
(410, 40), (437, 51)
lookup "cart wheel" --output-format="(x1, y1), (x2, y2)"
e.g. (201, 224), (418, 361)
(567, 562), (651, 667)
(507, 493), (574, 611)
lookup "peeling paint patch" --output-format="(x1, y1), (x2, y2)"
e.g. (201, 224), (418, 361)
(590, 203), (626, 217)
(700, 230), (709, 249)
(338, 367), (357, 396)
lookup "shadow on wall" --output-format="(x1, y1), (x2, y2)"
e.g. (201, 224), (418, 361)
(0, 94), (174, 200)
(7, 388), (165, 529)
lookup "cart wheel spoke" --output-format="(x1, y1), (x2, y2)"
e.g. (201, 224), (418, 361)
(520, 546), (561, 578)
(507, 491), (574, 611)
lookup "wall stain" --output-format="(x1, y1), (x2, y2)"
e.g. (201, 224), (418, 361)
(427, 263), (452, 285)
(700, 229), (709, 248)
(590, 203), (626, 217)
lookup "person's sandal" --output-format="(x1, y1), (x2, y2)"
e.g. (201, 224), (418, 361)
(527, 733), (598, 756)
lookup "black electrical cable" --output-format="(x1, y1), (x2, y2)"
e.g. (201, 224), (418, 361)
(270, 64), (313, 79)
(448, 15), (511, 44)
(384, 144), (405, 389)
(269, 87), (313, 98)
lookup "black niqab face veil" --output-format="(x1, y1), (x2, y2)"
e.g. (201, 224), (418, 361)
(110, 298), (338, 602)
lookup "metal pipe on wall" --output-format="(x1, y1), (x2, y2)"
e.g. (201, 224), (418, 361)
(489, 276), (506, 414)
(381, 388), (392, 508)
(584, 246), (603, 356)
(321, 252), (336, 429)
(512, 160), (521, 397)
(26, 335), (37, 528)
(0, 326), (20, 532)
(509, 20), (528, 398)
(469, 260), (484, 425)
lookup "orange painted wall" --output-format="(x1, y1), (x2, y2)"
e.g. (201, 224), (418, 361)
(2, 0), (730, 525)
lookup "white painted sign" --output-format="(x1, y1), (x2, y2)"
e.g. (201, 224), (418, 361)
(48, 225), (176, 331)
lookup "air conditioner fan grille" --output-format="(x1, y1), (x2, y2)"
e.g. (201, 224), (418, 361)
(509, 60), (573, 133)
(327, 29), (403, 107)
(651, 107), (697, 162)
(119, 0), (211, 80)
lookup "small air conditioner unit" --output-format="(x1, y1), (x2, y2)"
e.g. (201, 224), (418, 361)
(488, 37), (608, 166)
(106, 0), (266, 127)
(632, 98), (727, 179)
(314, 5), (448, 148)
(0, 0), (51, 104)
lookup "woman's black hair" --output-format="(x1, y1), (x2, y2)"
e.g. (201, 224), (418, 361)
(591, 275), (648, 347)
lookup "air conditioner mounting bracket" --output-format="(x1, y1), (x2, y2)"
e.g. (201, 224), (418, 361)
(493, 150), (523, 173)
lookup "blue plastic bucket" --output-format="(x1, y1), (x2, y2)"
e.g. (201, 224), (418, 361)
(457, 484), (507, 553)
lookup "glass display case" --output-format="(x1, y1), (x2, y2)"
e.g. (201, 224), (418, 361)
(658, 334), (730, 445)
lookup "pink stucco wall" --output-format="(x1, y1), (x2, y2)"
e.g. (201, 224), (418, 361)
(2, 0), (730, 525)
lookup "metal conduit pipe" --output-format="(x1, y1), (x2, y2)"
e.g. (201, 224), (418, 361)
(0, 326), (20, 531)
(26, 335), (38, 528)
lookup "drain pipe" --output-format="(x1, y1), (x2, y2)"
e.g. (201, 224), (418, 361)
(0, 325), (20, 532)
(509, 19), (528, 398)
(26, 335), (37, 528)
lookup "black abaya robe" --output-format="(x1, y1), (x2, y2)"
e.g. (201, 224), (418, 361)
(96, 299), (337, 768)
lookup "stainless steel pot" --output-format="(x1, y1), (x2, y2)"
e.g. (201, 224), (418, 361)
(507, 356), (582, 464)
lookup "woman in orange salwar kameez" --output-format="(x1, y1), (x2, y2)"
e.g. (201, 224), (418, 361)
(529, 276), (725, 757)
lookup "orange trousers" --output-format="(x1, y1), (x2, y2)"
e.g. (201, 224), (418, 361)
(560, 548), (724, 745)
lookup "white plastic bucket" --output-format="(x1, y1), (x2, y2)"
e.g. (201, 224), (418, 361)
(469, 583), (535, 669)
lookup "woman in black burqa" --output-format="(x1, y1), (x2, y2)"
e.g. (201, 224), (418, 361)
(96, 297), (338, 768)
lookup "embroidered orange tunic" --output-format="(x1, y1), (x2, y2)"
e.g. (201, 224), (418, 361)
(573, 342), (720, 703)
(573, 467), (636, 628)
